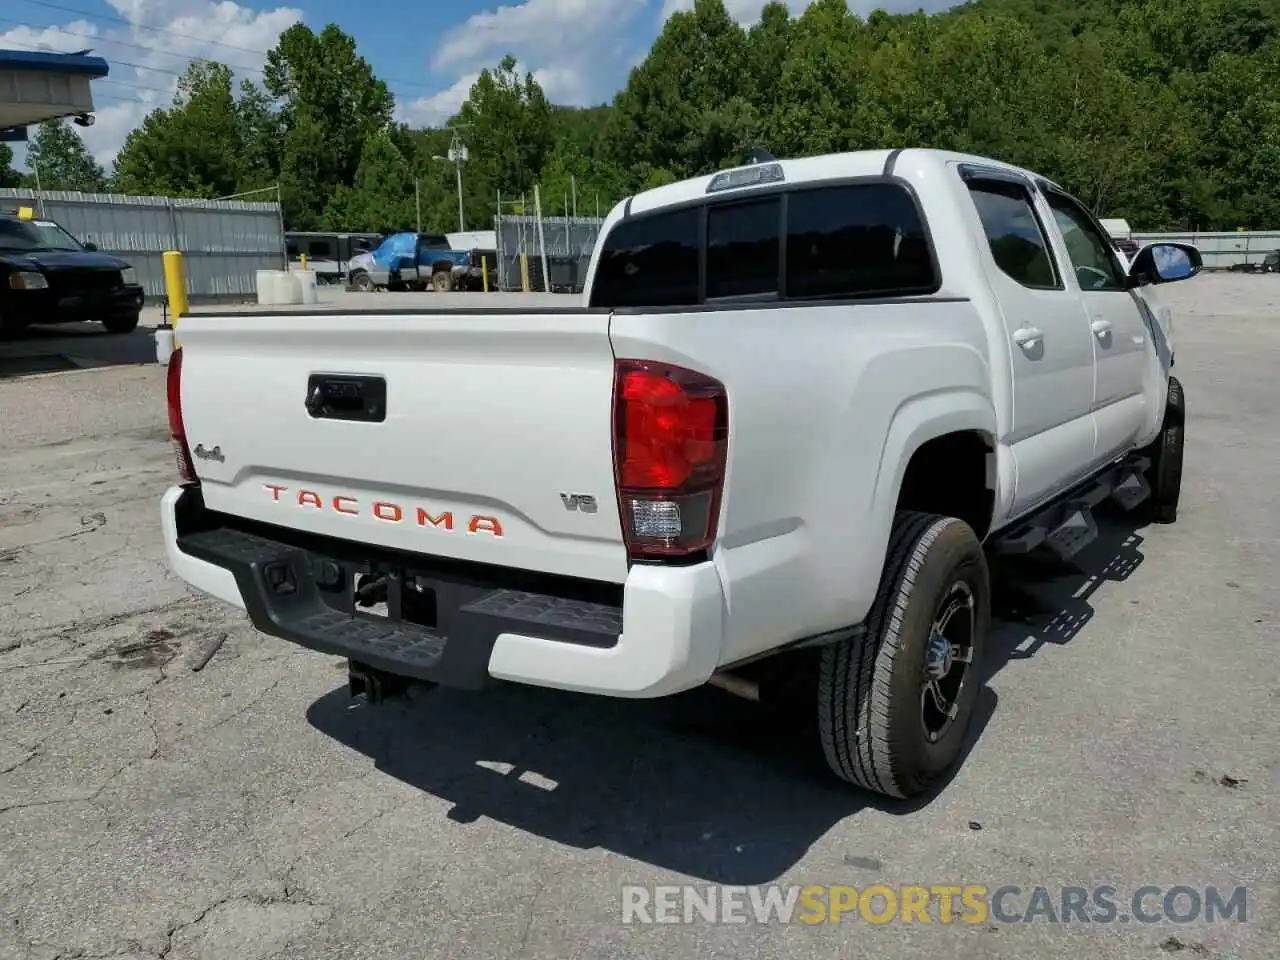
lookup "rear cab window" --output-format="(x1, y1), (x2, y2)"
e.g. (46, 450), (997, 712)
(589, 181), (938, 309)
(707, 199), (780, 300)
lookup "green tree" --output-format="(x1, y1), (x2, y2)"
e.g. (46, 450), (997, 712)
(112, 61), (253, 197)
(264, 23), (395, 229)
(455, 55), (553, 197)
(26, 119), (107, 192)
(74, 0), (1280, 232)
(763, 0), (873, 156)
(606, 0), (758, 183)
(322, 131), (416, 232)
(0, 143), (21, 188)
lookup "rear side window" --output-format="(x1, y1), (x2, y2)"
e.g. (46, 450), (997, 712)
(786, 185), (937, 299)
(965, 178), (1059, 289)
(590, 208), (699, 308)
(706, 198), (780, 299)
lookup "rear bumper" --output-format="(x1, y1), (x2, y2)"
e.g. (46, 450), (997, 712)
(160, 486), (724, 698)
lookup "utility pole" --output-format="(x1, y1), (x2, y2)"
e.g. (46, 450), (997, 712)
(32, 160), (46, 219)
(415, 179), (422, 233)
(534, 184), (550, 293)
(434, 128), (468, 233)
(448, 128), (467, 233)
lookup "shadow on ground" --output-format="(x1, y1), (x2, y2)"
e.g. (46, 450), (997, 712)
(0, 321), (155, 379)
(306, 509), (1149, 885)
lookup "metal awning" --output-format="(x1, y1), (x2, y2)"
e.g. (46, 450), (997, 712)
(0, 49), (109, 140)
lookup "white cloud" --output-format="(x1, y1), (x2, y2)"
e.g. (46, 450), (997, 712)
(1, 1), (302, 171)
(433, 0), (644, 71)
(424, 0), (645, 117)
(396, 61), (605, 130)
(397, 73), (480, 128)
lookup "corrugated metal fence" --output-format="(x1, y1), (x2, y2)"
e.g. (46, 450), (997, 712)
(0, 188), (285, 301)
(1133, 231), (1280, 270)
(494, 214), (604, 293)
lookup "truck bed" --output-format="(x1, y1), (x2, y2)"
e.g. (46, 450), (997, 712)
(189, 291), (577, 316)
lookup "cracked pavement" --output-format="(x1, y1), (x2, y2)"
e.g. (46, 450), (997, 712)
(1, 276), (1278, 960)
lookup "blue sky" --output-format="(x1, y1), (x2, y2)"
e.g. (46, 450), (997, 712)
(1, 0), (956, 170)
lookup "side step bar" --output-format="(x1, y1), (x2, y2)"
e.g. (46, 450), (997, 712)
(993, 456), (1150, 562)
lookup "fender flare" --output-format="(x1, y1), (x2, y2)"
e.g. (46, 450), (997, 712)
(870, 388), (998, 535)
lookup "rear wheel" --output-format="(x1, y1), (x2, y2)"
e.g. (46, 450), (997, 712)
(102, 312), (140, 335)
(818, 511), (989, 799)
(1144, 375), (1185, 524)
(432, 269), (453, 293)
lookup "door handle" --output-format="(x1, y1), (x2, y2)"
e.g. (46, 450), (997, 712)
(1013, 326), (1043, 348)
(1091, 319), (1113, 336)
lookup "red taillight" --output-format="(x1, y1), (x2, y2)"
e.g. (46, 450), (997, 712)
(613, 360), (728, 561)
(166, 347), (197, 485)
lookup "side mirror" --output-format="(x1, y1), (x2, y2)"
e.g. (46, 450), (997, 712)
(1128, 242), (1202, 287)
(81, 241), (98, 251)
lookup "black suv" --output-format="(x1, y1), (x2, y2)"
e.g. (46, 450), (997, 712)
(0, 214), (145, 336)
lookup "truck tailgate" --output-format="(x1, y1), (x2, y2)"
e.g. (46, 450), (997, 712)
(175, 311), (628, 584)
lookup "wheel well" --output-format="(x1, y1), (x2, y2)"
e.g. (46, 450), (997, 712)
(896, 431), (994, 539)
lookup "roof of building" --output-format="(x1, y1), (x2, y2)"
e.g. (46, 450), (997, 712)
(0, 49), (109, 77)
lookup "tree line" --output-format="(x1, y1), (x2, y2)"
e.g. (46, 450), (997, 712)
(4, 0), (1279, 232)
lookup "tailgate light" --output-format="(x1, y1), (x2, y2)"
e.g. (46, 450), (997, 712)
(166, 347), (198, 485)
(613, 360), (728, 561)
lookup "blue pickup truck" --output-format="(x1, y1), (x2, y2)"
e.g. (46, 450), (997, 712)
(345, 232), (484, 292)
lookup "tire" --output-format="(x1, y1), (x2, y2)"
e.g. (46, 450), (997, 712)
(102, 312), (140, 335)
(350, 271), (374, 293)
(818, 511), (990, 799)
(432, 270), (453, 293)
(1144, 375), (1185, 524)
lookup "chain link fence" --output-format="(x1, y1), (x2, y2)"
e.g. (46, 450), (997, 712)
(493, 213), (605, 293)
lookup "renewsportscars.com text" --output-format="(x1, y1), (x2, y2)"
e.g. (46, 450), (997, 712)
(621, 884), (1248, 926)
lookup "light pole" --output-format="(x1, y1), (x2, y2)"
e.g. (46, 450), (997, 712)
(433, 133), (467, 233)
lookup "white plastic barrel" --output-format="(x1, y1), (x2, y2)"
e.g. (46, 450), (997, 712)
(297, 270), (319, 305)
(276, 271), (303, 305)
(255, 269), (278, 305)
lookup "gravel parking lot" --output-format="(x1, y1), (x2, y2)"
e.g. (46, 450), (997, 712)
(1, 274), (1277, 959)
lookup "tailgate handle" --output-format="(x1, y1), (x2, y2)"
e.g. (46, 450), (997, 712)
(305, 375), (387, 423)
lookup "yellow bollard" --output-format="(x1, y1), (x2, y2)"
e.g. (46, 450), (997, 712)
(300, 252), (308, 272)
(481, 255), (490, 293)
(519, 252), (530, 293)
(162, 250), (189, 324)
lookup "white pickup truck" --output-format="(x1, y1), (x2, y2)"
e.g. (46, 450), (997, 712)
(160, 148), (1199, 799)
